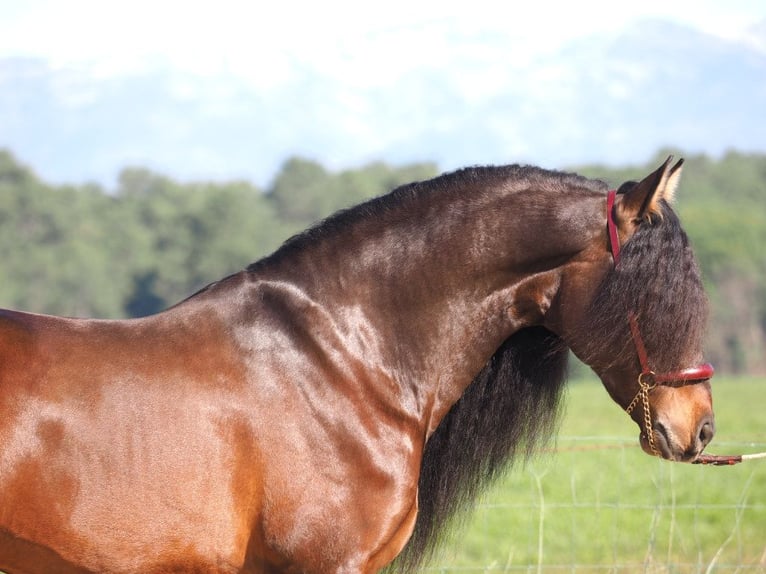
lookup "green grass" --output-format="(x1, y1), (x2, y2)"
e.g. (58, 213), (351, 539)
(427, 377), (766, 573)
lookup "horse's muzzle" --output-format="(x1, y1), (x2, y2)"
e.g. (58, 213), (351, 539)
(640, 412), (715, 462)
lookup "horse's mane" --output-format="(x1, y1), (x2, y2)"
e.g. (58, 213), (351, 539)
(392, 327), (569, 571)
(575, 187), (708, 374)
(247, 164), (607, 273)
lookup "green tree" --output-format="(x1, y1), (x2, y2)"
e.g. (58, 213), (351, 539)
(268, 157), (331, 224)
(0, 148), (764, 374)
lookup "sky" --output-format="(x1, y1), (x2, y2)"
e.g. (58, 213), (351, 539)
(2, 0), (763, 84)
(1, 0), (765, 185)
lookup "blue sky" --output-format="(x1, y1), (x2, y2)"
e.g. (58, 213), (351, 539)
(1, 0), (764, 184)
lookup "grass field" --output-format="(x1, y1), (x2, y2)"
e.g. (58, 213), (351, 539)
(427, 377), (766, 573)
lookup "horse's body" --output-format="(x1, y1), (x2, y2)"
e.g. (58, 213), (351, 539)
(0, 160), (715, 573)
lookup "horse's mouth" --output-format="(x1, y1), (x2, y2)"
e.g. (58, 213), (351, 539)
(639, 427), (704, 463)
(639, 430), (670, 459)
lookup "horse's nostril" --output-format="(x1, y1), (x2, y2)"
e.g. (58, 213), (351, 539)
(698, 417), (715, 448)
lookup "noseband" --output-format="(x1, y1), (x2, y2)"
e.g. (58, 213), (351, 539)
(606, 190), (714, 456)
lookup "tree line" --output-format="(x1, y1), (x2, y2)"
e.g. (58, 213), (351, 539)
(0, 149), (764, 375)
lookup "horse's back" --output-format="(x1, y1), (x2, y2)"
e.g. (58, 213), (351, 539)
(0, 308), (41, 384)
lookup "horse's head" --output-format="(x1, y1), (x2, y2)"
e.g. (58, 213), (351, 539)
(558, 157), (715, 462)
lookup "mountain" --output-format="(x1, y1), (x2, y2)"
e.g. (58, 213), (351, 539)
(0, 19), (764, 188)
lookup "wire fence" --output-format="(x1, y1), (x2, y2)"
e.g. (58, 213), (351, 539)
(426, 437), (766, 574)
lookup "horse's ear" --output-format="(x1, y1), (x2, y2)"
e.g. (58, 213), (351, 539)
(617, 156), (684, 223)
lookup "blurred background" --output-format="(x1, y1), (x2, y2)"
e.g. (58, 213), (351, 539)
(1, 2), (765, 570)
(0, 0), (766, 374)
(2, 0), (764, 374)
(1, 0), (764, 185)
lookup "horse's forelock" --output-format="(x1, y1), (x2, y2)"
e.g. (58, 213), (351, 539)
(578, 200), (708, 373)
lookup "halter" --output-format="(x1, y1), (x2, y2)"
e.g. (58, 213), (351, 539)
(606, 190), (714, 456)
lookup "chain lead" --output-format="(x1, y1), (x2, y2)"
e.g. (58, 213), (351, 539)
(625, 372), (659, 456)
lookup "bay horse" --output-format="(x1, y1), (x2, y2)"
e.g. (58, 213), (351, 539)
(0, 157), (715, 573)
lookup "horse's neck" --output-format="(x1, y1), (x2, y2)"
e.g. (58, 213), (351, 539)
(257, 186), (603, 426)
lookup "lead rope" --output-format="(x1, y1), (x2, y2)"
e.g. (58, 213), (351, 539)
(693, 452), (766, 465)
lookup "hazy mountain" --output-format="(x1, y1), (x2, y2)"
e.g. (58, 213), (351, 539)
(0, 18), (764, 187)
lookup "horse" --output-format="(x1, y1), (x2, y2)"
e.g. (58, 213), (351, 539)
(0, 157), (715, 573)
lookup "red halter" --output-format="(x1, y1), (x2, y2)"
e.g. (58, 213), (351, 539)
(606, 190), (714, 454)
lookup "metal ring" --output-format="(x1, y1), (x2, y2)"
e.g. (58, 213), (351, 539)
(637, 371), (657, 390)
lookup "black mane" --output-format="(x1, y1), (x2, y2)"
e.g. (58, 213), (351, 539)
(393, 327), (568, 571)
(576, 197), (707, 374)
(248, 164), (607, 273)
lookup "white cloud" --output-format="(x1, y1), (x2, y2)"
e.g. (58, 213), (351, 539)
(1, 0), (764, 184)
(3, 0), (764, 83)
